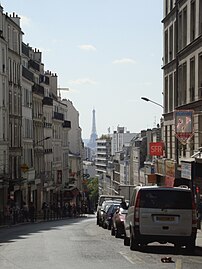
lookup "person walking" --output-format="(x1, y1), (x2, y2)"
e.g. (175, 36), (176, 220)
(42, 201), (48, 221)
(29, 202), (35, 222)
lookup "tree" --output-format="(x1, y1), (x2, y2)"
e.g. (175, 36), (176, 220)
(86, 177), (99, 209)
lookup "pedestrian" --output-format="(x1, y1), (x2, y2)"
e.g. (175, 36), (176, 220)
(29, 202), (35, 222)
(22, 201), (29, 222)
(67, 202), (72, 217)
(42, 201), (48, 220)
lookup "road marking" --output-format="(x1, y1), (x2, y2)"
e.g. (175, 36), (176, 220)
(175, 259), (182, 269)
(119, 251), (146, 264)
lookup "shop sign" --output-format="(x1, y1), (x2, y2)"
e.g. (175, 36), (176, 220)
(147, 174), (157, 184)
(165, 160), (176, 178)
(149, 142), (164, 156)
(175, 110), (194, 145)
(21, 163), (29, 173)
(155, 159), (165, 176)
(181, 162), (192, 180)
(165, 176), (175, 187)
(145, 163), (154, 175)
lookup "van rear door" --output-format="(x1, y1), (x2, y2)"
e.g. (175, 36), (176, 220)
(139, 189), (193, 236)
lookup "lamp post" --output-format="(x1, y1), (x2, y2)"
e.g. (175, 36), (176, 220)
(34, 136), (51, 147)
(33, 136), (51, 216)
(141, 97), (164, 109)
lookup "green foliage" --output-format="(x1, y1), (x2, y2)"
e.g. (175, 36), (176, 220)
(86, 177), (99, 200)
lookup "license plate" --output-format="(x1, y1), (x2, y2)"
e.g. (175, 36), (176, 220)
(156, 216), (174, 221)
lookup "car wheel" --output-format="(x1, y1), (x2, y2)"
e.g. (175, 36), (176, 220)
(186, 239), (196, 253)
(130, 232), (139, 251)
(115, 228), (121, 238)
(174, 244), (181, 254)
(103, 222), (107, 229)
(111, 226), (115, 236)
(124, 235), (130, 246)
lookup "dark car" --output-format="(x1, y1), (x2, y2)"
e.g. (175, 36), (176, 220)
(99, 200), (116, 226)
(111, 206), (128, 238)
(102, 203), (120, 229)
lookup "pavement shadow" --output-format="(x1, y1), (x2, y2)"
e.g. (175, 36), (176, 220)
(0, 216), (88, 245)
(138, 244), (202, 257)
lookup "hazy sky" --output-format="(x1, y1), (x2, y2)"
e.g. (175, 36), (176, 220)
(2, 0), (164, 139)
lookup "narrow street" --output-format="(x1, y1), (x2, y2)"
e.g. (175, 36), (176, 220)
(0, 215), (202, 269)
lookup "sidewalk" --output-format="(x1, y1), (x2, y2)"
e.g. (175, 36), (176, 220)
(0, 214), (88, 229)
(196, 225), (202, 247)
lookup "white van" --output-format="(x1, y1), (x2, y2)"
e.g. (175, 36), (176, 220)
(124, 185), (197, 251)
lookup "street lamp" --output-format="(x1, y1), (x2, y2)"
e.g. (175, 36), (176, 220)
(141, 97), (164, 109)
(34, 136), (51, 147)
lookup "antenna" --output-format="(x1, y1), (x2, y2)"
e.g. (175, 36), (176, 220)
(57, 88), (70, 91)
(57, 87), (70, 97)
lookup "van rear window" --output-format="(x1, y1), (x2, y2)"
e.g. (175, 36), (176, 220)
(139, 190), (192, 209)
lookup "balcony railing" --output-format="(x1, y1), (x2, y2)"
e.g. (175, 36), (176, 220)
(22, 43), (29, 57)
(63, 120), (71, 128)
(53, 111), (64, 121)
(40, 74), (50, 85)
(22, 66), (34, 82)
(28, 59), (40, 71)
(32, 83), (44, 96)
(43, 97), (53, 106)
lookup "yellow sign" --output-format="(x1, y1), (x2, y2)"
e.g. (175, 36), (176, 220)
(21, 163), (29, 173)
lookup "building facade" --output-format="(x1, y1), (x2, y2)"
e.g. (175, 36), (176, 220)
(162, 0), (202, 189)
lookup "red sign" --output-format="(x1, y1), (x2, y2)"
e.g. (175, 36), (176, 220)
(149, 142), (164, 156)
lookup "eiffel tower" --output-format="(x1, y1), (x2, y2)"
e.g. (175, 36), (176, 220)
(87, 108), (98, 150)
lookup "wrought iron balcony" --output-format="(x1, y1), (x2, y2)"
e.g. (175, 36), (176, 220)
(43, 97), (53, 106)
(28, 59), (40, 71)
(53, 111), (64, 121)
(22, 66), (34, 82)
(22, 43), (29, 57)
(63, 120), (71, 128)
(32, 83), (44, 96)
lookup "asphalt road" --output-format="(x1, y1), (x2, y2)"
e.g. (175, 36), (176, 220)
(0, 215), (202, 269)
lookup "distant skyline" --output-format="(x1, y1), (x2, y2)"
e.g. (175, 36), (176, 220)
(2, 0), (163, 139)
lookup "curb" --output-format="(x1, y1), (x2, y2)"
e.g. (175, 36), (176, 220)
(0, 215), (89, 229)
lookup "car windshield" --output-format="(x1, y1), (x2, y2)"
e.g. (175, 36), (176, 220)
(107, 204), (120, 214)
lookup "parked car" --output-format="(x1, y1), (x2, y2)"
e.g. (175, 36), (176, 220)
(102, 203), (121, 229)
(124, 185), (197, 251)
(111, 206), (128, 238)
(96, 195), (125, 225)
(99, 200), (121, 227)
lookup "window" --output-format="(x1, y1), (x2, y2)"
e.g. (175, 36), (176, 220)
(2, 48), (5, 73)
(198, 54), (202, 98)
(169, 73), (173, 111)
(140, 189), (192, 209)
(182, 62), (187, 104)
(164, 30), (168, 64)
(169, 125), (172, 158)
(178, 12), (182, 50)
(190, 57), (195, 102)
(183, 7), (187, 47)
(200, 0), (202, 35)
(164, 76), (168, 113)
(169, 25), (173, 61)
(190, 1), (196, 42)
